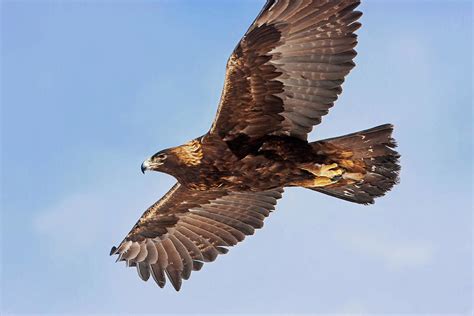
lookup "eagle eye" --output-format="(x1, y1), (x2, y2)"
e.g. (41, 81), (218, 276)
(155, 153), (167, 161)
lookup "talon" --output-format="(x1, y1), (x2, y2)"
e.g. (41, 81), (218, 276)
(320, 163), (338, 173)
(312, 177), (337, 187)
(329, 168), (344, 177)
(342, 172), (364, 181)
(300, 162), (345, 184)
(319, 164), (344, 178)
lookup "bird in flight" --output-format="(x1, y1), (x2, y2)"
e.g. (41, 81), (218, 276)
(110, 0), (400, 291)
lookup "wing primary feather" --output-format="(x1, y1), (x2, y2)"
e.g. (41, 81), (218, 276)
(179, 221), (230, 251)
(155, 242), (169, 269)
(150, 263), (166, 288)
(161, 239), (183, 291)
(176, 226), (219, 262)
(121, 242), (140, 260)
(114, 240), (132, 256)
(174, 230), (205, 271)
(169, 235), (193, 280)
(109, 246), (117, 256)
(150, 242), (169, 288)
(191, 209), (255, 236)
(174, 231), (204, 261)
(184, 215), (240, 245)
(134, 242), (148, 263)
(145, 239), (158, 264)
(137, 262), (151, 281)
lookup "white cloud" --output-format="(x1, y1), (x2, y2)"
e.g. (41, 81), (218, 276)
(338, 232), (435, 270)
(337, 299), (369, 314)
(33, 192), (110, 254)
(31, 150), (174, 260)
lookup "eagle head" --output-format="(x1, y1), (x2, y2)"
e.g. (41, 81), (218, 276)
(141, 151), (169, 174)
(141, 139), (203, 174)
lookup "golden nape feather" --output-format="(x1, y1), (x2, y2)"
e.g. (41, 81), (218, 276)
(170, 140), (203, 167)
(111, 0), (400, 291)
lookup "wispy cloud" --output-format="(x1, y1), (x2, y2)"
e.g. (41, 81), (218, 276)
(30, 150), (173, 260)
(337, 299), (369, 314)
(337, 232), (436, 270)
(33, 192), (111, 256)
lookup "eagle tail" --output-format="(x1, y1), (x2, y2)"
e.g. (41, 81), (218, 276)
(306, 124), (400, 205)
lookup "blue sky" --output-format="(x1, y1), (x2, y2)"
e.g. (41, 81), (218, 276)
(1, 0), (472, 314)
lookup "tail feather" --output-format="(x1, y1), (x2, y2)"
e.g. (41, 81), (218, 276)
(310, 124), (400, 205)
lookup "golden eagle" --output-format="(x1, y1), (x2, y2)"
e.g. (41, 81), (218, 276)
(110, 0), (400, 291)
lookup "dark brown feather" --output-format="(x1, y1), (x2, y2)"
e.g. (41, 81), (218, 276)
(110, 1), (401, 293)
(111, 183), (283, 290)
(169, 235), (193, 280)
(136, 262), (150, 281)
(161, 238), (183, 291)
(210, 0), (362, 141)
(150, 263), (166, 288)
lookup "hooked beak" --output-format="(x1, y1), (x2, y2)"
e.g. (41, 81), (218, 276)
(141, 159), (151, 174)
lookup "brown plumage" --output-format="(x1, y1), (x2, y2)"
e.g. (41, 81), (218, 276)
(111, 0), (400, 291)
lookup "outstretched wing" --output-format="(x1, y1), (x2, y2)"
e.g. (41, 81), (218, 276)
(210, 0), (362, 141)
(111, 183), (283, 291)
